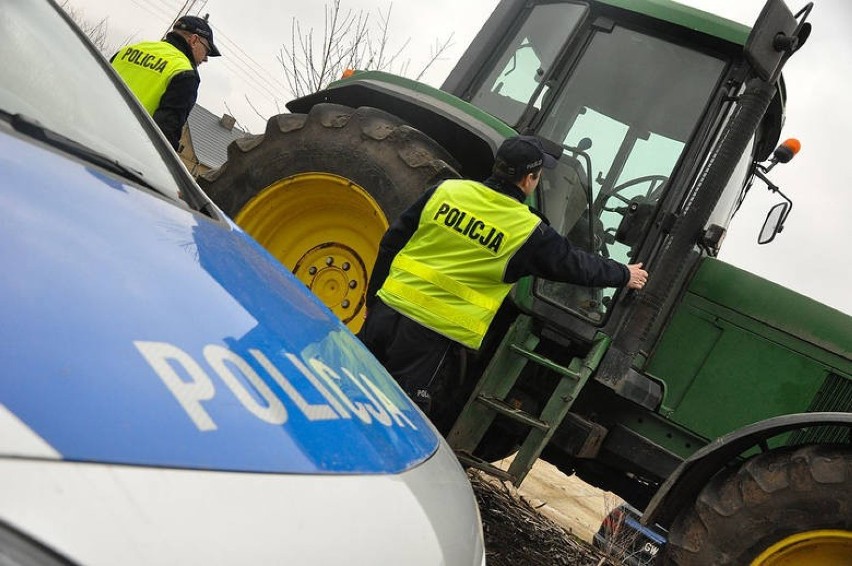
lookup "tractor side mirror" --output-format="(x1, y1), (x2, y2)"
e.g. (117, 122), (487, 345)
(758, 201), (789, 244)
(745, 0), (813, 82)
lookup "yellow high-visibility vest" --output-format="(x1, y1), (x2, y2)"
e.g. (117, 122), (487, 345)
(378, 179), (540, 350)
(111, 41), (193, 115)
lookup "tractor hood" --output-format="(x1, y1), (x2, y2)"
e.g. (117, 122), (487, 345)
(0, 130), (439, 475)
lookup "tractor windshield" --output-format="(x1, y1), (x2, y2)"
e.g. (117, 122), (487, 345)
(466, 3), (727, 322)
(536, 23), (725, 321)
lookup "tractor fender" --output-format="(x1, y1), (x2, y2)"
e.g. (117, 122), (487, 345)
(286, 71), (513, 181)
(642, 411), (852, 529)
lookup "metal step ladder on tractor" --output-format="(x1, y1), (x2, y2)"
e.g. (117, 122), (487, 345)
(448, 314), (609, 485)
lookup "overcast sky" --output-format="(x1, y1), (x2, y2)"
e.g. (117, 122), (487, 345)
(68, 0), (851, 315)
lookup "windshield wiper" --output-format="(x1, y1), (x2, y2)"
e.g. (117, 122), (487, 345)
(3, 111), (173, 200)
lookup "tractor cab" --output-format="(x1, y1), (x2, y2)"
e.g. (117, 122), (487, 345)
(444, 0), (794, 330)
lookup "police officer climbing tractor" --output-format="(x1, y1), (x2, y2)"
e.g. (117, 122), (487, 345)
(111, 15), (221, 151)
(359, 135), (648, 426)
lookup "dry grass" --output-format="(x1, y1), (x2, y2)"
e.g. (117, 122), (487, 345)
(469, 470), (611, 566)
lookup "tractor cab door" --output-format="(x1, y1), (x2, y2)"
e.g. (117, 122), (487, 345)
(455, 1), (733, 331)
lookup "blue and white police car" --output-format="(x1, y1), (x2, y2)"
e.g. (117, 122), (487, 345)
(0, 2), (485, 564)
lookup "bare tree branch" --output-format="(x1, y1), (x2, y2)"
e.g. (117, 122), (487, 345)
(224, 100), (253, 134)
(60, 0), (114, 54)
(276, 1), (452, 100)
(414, 32), (455, 82)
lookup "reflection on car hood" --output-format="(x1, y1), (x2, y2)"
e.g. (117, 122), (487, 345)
(0, 130), (439, 475)
(0, 443), (486, 566)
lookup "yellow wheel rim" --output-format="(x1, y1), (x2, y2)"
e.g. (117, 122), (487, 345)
(751, 530), (852, 565)
(234, 172), (388, 332)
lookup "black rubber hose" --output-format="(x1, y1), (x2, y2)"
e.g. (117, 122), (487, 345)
(608, 78), (778, 367)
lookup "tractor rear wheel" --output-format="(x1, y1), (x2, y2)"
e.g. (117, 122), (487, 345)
(664, 444), (852, 565)
(198, 103), (459, 332)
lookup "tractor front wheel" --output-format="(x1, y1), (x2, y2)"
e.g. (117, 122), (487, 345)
(664, 444), (852, 565)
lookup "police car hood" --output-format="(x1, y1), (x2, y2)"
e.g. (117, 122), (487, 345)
(0, 131), (439, 475)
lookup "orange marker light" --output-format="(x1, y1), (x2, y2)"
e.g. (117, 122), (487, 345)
(341, 68), (355, 79)
(773, 138), (801, 164)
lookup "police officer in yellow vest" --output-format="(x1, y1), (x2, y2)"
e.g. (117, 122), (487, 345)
(359, 135), (649, 422)
(111, 15), (221, 150)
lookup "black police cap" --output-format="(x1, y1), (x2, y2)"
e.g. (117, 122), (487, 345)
(494, 135), (558, 177)
(174, 15), (221, 57)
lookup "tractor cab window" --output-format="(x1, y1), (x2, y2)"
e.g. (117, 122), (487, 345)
(469, 3), (588, 127)
(534, 25), (726, 322)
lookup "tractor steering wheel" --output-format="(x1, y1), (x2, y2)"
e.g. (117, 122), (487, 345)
(603, 174), (669, 206)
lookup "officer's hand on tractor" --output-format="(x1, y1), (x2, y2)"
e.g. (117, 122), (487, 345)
(627, 263), (648, 290)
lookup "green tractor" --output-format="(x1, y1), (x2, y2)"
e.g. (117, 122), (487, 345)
(200, 0), (851, 563)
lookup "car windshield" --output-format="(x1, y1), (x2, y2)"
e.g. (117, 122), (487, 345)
(0, 0), (181, 200)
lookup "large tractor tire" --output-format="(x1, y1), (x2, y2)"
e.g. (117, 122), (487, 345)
(199, 103), (459, 332)
(664, 444), (852, 565)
